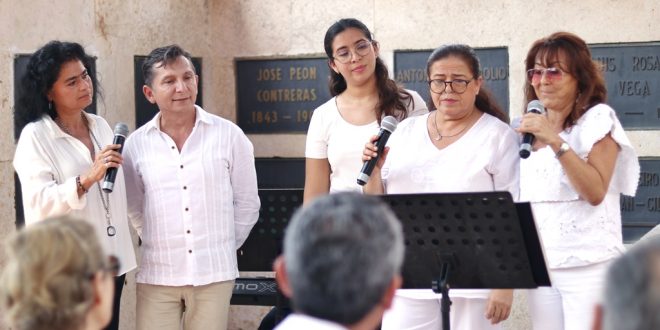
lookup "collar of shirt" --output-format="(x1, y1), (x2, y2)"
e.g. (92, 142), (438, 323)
(144, 105), (213, 134)
(275, 314), (348, 330)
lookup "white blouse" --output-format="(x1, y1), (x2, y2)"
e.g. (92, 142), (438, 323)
(13, 113), (137, 275)
(520, 103), (640, 269)
(382, 112), (520, 300)
(305, 90), (428, 193)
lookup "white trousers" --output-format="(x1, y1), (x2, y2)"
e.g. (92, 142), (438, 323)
(382, 295), (502, 330)
(527, 261), (610, 330)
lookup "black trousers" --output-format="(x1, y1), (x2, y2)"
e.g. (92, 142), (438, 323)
(104, 274), (126, 330)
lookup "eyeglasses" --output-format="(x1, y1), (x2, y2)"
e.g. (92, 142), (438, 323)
(333, 40), (373, 64)
(428, 79), (473, 94)
(526, 67), (565, 84)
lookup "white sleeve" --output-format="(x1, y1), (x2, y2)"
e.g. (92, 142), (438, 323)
(122, 135), (145, 237)
(487, 126), (521, 201)
(574, 104), (640, 196)
(305, 103), (329, 159)
(13, 125), (86, 224)
(230, 127), (260, 249)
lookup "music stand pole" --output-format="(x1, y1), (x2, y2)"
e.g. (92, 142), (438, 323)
(432, 262), (452, 330)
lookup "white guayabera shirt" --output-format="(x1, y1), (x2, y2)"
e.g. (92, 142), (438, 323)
(123, 106), (260, 286)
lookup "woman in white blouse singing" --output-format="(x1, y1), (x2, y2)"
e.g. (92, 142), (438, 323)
(517, 32), (640, 330)
(303, 18), (427, 204)
(362, 44), (518, 330)
(12, 41), (136, 330)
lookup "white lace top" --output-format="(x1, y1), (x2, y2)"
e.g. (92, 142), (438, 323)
(520, 103), (640, 269)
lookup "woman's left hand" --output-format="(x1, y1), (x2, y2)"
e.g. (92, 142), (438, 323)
(485, 289), (513, 324)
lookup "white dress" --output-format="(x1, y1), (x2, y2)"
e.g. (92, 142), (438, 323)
(520, 103), (640, 269)
(520, 103), (640, 330)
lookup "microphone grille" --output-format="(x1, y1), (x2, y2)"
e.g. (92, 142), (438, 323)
(527, 100), (546, 114)
(381, 116), (398, 133)
(114, 122), (129, 136)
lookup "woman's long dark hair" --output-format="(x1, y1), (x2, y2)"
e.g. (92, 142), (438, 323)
(14, 41), (99, 133)
(323, 18), (413, 123)
(524, 32), (607, 129)
(426, 44), (508, 123)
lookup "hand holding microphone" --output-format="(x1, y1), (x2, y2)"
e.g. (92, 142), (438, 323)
(357, 116), (398, 186)
(102, 123), (129, 193)
(518, 100), (546, 159)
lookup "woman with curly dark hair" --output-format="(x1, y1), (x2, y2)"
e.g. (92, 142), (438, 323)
(12, 40), (136, 330)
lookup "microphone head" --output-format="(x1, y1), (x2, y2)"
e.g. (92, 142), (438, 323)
(381, 116), (398, 133)
(113, 122), (129, 137)
(526, 100), (546, 115)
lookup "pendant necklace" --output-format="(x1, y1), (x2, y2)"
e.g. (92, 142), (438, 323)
(89, 126), (116, 237)
(431, 111), (469, 141)
(58, 114), (116, 237)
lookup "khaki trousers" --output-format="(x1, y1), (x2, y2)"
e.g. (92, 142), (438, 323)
(136, 280), (234, 330)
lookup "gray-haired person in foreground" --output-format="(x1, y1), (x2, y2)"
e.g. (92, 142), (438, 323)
(274, 192), (404, 330)
(592, 237), (660, 330)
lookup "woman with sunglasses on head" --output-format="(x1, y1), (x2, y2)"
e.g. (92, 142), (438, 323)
(0, 216), (119, 330)
(362, 44), (519, 330)
(303, 18), (428, 204)
(12, 41), (136, 330)
(517, 32), (639, 330)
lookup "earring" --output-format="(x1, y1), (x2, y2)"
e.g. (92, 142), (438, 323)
(48, 101), (52, 110)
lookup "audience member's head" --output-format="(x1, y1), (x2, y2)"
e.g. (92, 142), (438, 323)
(0, 216), (118, 330)
(275, 192), (404, 329)
(593, 238), (660, 330)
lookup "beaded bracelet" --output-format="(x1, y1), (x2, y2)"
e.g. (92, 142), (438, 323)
(76, 175), (88, 193)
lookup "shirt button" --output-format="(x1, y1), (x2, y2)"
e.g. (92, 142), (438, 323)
(171, 146), (175, 149)
(180, 165), (184, 169)
(187, 230), (191, 234)
(188, 250), (192, 254)
(183, 186), (187, 190)
(185, 207), (189, 211)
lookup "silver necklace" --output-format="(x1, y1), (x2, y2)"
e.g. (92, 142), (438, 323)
(431, 111), (469, 141)
(56, 114), (116, 237)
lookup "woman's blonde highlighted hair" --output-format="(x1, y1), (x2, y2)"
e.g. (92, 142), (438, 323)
(0, 216), (107, 330)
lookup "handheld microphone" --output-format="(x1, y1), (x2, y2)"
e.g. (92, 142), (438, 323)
(102, 123), (129, 193)
(357, 116), (398, 186)
(519, 100), (546, 159)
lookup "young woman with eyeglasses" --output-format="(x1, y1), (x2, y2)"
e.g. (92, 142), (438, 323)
(517, 32), (640, 330)
(0, 216), (118, 330)
(303, 18), (428, 204)
(362, 44), (519, 330)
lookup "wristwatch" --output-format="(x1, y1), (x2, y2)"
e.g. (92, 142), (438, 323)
(555, 142), (570, 159)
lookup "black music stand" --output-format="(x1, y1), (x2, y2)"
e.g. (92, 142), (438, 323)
(237, 188), (303, 272)
(233, 189), (302, 315)
(381, 192), (550, 330)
